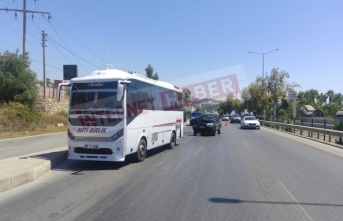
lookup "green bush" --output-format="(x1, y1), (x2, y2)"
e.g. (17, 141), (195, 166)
(333, 122), (343, 131)
(334, 122), (343, 145)
(0, 51), (39, 108)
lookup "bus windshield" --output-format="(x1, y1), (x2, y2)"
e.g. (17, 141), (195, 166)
(69, 81), (123, 127)
(70, 90), (120, 110)
(70, 81), (122, 111)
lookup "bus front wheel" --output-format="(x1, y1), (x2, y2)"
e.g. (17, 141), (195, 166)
(136, 139), (147, 162)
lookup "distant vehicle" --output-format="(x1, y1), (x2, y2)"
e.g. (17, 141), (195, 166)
(241, 116), (261, 129)
(190, 111), (203, 126)
(241, 112), (253, 118)
(230, 114), (241, 123)
(222, 115), (229, 121)
(193, 114), (221, 136)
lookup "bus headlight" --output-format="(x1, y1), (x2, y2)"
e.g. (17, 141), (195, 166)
(113, 129), (124, 141)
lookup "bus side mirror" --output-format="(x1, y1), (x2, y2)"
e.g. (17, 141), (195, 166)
(56, 82), (71, 102)
(117, 80), (131, 101)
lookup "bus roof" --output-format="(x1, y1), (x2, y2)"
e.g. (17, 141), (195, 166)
(70, 69), (182, 92)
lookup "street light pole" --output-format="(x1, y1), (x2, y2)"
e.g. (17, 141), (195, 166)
(248, 49), (279, 85)
(248, 49), (279, 117)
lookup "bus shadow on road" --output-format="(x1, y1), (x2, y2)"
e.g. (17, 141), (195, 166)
(51, 144), (176, 174)
(208, 197), (343, 207)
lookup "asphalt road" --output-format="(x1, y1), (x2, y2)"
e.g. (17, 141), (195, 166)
(0, 132), (67, 160)
(1, 123), (343, 220)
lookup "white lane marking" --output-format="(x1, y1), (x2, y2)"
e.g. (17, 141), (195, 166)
(0, 139), (65, 150)
(278, 180), (314, 221)
(242, 140), (252, 150)
(0, 132), (66, 141)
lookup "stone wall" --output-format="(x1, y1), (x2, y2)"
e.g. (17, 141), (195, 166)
(35, 99), (68, 115)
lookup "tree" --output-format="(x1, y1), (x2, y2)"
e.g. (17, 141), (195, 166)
(145, 64), (159, 80)
(182, 88), (191, 106)
(326, 90), (334, 104)
(332, 93), (343, 105)
(316, 93), (328, 106)
(0, 51), (39, 108)
(297, 91), (306, 107)
(232, 98), (243, 115)
(241, 82), (271, 116)
(266, 68), (299, 117)
(304, 89), (319, 106)
(217, 95), (235, 116)
(322, 102), (340, 117)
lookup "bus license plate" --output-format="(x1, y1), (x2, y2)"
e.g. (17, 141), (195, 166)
(84, 144), (99, 149)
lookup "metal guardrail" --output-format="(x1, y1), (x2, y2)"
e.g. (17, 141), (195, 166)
(260, 120), (343, 145)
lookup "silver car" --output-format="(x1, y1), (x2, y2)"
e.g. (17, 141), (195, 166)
(240, 116), (260, 129)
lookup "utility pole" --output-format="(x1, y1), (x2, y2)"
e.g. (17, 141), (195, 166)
(42, 31), (47, 99)
(0, 0), (51, 56)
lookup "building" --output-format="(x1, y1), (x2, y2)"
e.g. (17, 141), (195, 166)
(300, 105), (324, 117)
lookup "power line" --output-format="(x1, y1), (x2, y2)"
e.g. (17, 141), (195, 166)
(47, 36), (101, 69)
(0, 0), (51, 56)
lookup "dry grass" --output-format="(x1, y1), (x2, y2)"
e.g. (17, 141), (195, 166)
(0, 126), (67, 139)
(0, 102), (68, 140)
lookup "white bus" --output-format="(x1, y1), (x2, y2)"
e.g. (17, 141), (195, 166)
(57, 69), (183, 162)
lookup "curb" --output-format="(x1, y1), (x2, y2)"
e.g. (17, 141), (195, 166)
(0, 147), (68, 193)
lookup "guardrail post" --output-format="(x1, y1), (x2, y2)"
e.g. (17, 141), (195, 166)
(329, 134), (331, 143)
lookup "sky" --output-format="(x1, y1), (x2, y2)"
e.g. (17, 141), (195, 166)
(1, 0), (342, 97)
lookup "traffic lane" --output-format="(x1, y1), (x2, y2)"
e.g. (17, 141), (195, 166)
(0, 132), (67, 159)
(226, 123), (343, 220)
(0, 127), (298, 221)
(1, 125), (343, 220)
(71, 126), (307, 221)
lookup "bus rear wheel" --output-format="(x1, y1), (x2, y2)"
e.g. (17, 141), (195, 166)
(136, 139), (147, 162)
(169, 132), (176, 149)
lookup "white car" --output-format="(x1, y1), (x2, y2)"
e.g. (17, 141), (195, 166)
(222, 116), (229, 121)
(240, 116), (260, 129)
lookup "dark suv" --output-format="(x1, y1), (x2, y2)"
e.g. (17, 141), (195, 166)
(190, 111), (203, 126)
(193, 114), (221, 136)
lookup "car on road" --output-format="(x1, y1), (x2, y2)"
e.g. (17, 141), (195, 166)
(193, 114), (221, 136)
(230, 114), (241, 123)
(222, 115), (229, 121)
(190, 111), (203, 126)
(240, 116), (261, 129)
